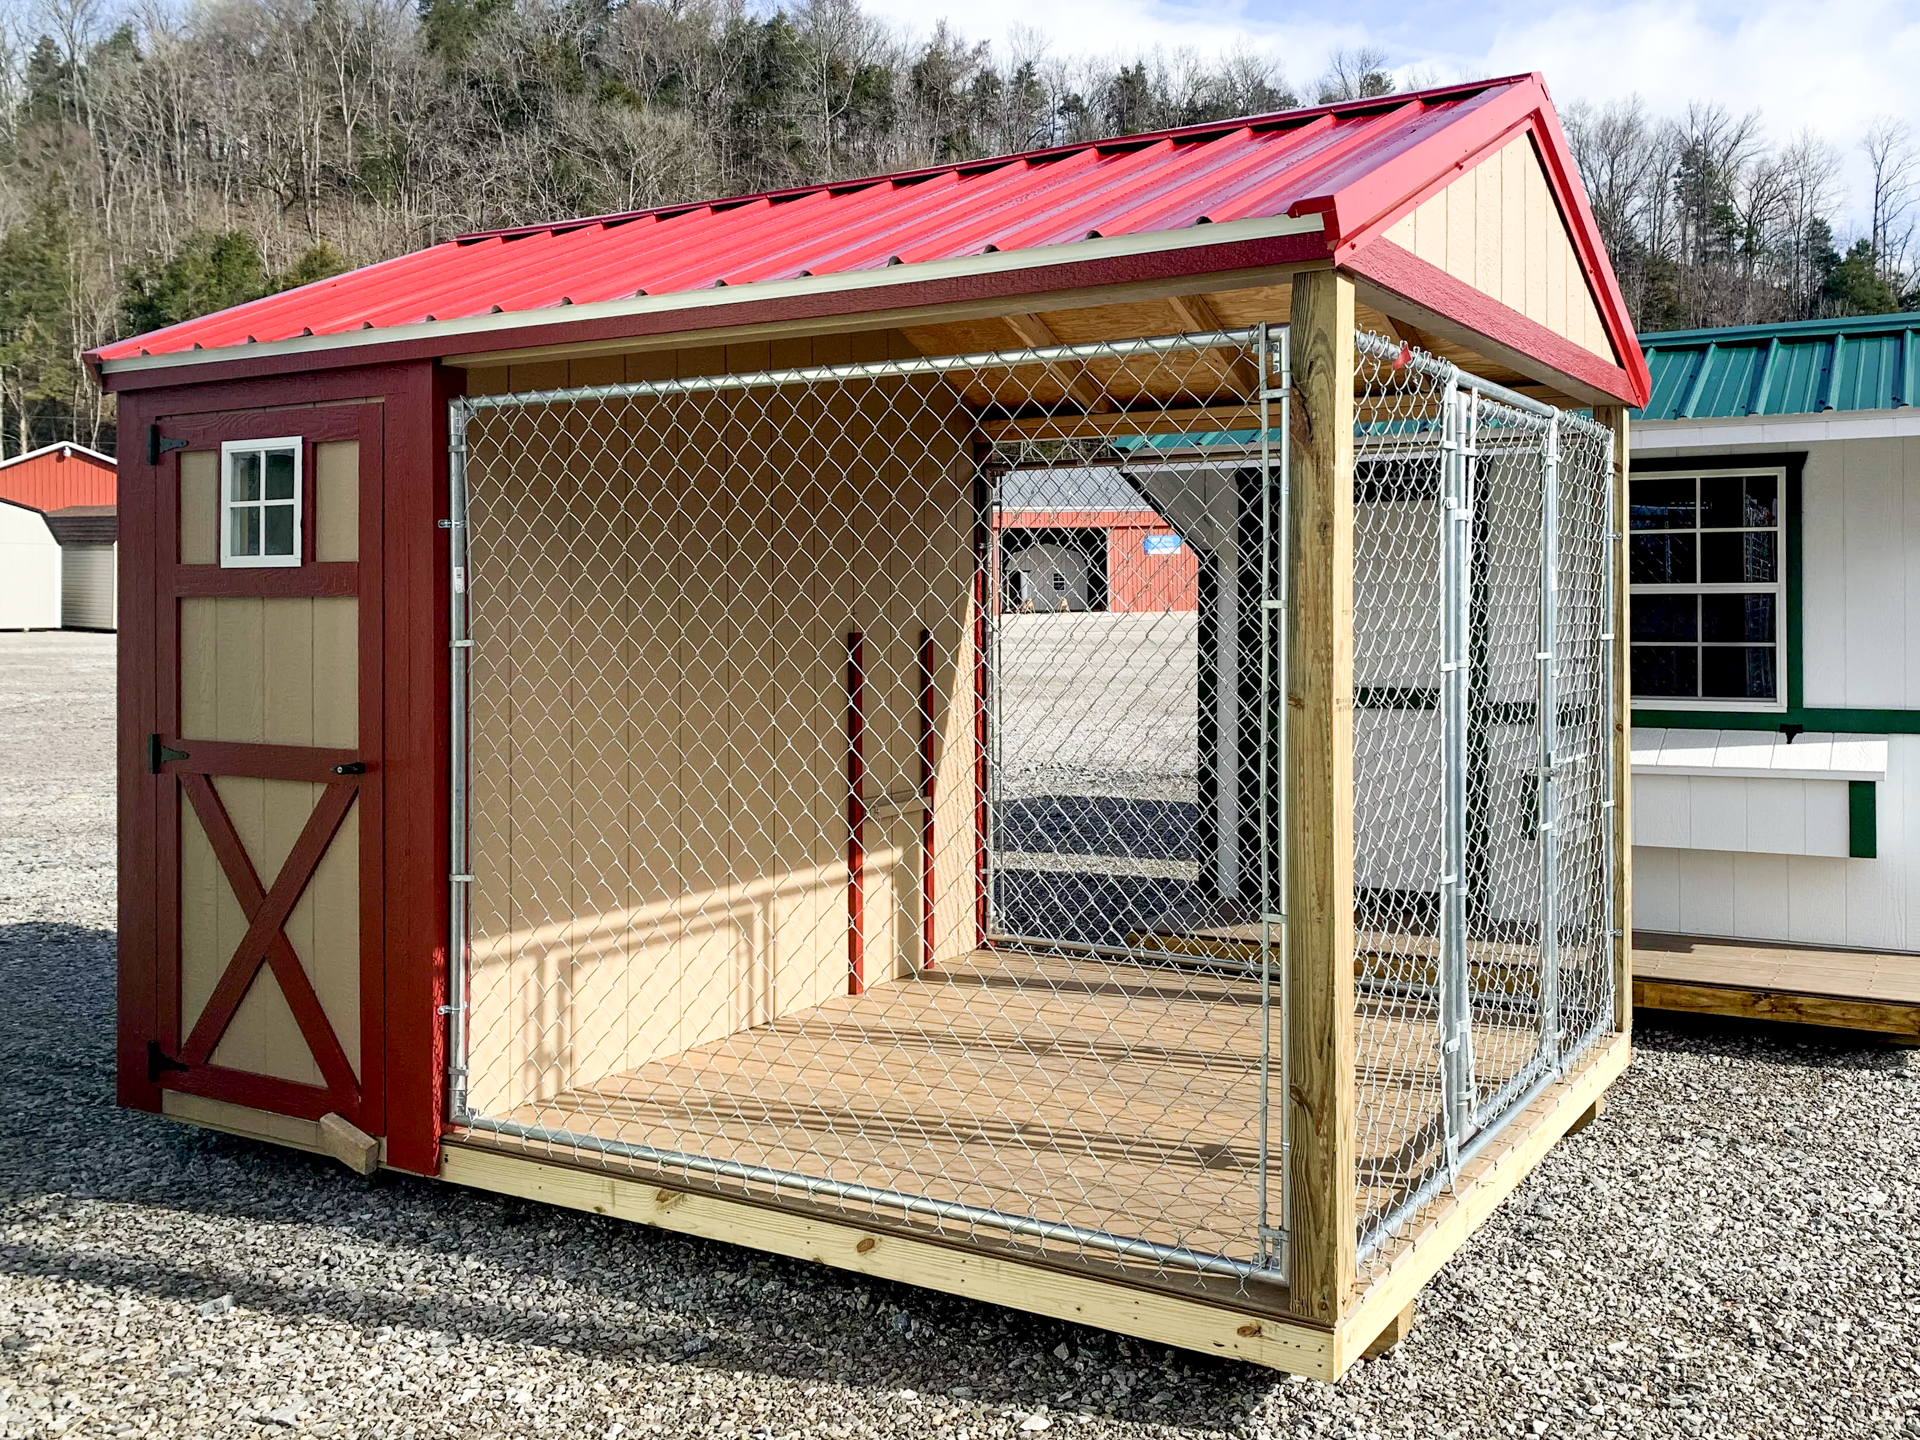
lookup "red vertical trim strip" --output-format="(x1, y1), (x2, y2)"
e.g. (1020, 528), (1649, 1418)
(846, 630), (866, 995)
(383, 361), (455, 1174)
(973, 472), (992, 951)
(116, 391), (162, 1111)
(351, 405), (388, 1141)
(154, 438), (184, 1062)
(918, 626), (936, 970)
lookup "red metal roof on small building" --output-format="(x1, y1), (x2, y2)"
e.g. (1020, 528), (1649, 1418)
(0, 442), (118, 510)
(90, 73), (1648, 405)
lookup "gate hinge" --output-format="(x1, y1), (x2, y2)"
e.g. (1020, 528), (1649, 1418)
(146, 426), (189, 467)
(146, 1039), (189, 1083)
(148, 734), (190, 773)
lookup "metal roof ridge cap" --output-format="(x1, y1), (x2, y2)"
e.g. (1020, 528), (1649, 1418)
(1639, 310), (1920, 345)
(1286, 84), (1529, 245)
(441, 76), (1526, 246)
(724, 153), (1079, 280)
(98, 210), (1327, 374)
(1274, 98), (1444, 234)
(808, 147), (1113, 274)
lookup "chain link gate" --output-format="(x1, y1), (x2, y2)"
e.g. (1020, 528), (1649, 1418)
(1350, 332), (1617, 1261)
(445, 328), (1295, 1289)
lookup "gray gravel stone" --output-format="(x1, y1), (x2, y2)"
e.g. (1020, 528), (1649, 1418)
(3, 629), (1918, 1439)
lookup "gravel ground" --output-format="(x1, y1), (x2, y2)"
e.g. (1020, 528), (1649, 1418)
(4, 628), (1920, 1439)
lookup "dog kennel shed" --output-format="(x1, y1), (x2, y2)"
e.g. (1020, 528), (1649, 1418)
(95, 74), (1649, 1378)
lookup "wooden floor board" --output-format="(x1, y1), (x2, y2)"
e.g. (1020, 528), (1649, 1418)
(1633, 931), (1920, 1037)
(460, 947), (1540, 1271)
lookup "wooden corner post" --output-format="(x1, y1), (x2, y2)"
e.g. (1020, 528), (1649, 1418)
(1593, 405), (1633, 1034)
(1286, 268), (1358, 1323)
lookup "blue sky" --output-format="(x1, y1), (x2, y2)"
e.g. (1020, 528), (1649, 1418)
(857, 0), (1920, 236)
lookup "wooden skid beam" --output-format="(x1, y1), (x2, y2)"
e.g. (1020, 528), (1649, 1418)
(434, 1030), (1628, 1379)
(1634, 978), (1920, 1040)
(437, 1143), (1339, 1377)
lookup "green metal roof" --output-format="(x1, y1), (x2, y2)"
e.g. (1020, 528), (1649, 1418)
(1635, 312), (1920, 421)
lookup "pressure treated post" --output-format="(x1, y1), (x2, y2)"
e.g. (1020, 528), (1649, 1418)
(1285, 269), (1358, 1323)
(1594, 405), (1633, 1033)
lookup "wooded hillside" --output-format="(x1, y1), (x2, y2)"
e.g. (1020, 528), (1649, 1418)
(3, 0), (1915, 455)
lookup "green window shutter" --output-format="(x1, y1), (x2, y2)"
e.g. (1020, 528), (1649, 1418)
(1849, 780), (1878, 859)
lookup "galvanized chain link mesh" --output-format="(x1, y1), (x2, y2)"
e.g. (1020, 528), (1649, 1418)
(1349, 335), (1452, 1254)
(1351, 331), (1617, 1262)
(444, 321), (1614, 1292)
(448, 331), (1291, 1288)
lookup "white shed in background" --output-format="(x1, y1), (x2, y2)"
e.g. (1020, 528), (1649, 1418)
(45, 506), (118, 630)
(1629, 312), (1920, 1042)
(0, 499), (61, 629)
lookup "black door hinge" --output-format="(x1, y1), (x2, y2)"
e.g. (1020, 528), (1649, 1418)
(147, 425), (189, 467)
(148, 734), (191, 773)
(147, 1040), (190, 1083)
(331, 761), (367, 776)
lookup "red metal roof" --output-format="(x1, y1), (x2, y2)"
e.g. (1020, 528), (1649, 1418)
(90, 73), (1648, 405)
(0, 442), (117, 510)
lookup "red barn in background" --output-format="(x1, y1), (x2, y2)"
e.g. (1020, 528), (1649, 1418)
(0, 442), (118, 511)
(995, 467), (1199, 614)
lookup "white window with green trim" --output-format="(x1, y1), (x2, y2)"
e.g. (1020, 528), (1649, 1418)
(1629, 465), (1785, 709)
(221, 437), (303, 568)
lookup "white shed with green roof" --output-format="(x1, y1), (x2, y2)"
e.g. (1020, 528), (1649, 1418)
(1629, 313), (1920, 1036)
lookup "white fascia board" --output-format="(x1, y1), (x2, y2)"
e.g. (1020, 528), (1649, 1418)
(1634, 409), (1920, 453)
(99, 213), (1328, 378)
(0, 440), (117, 470)
(1629, 725), (1888, 782)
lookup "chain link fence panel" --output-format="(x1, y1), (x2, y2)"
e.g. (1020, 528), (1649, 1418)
(446, 330), (1293, 1290)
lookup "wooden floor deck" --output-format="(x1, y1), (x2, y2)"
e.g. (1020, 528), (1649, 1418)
(455, 948), (1541, 1295)
(1633, 931), (1920, 1039)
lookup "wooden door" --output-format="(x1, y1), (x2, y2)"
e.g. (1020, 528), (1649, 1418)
(145, 405), (384, 1133)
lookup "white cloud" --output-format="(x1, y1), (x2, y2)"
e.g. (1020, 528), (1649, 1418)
(855, 0), (1920, 233)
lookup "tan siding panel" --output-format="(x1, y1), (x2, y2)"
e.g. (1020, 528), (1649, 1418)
(1384, 133), (1616, 363)
(315, 440), (360, 562)
(462, 342), (976, 1111)
(286, 792), (362, 1079)
(180, 451), (219, 565)
(206, 776), (323, 1086)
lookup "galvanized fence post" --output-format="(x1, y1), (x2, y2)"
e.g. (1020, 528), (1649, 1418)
(445, 397), (473, 1122)
(1538, 411), (1562, 1066)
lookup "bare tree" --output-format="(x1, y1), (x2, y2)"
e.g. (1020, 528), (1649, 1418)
(1864, 117), (1917, 285)
(1315, 45), (1392, 104)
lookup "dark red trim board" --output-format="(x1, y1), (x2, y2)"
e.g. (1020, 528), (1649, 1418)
(116, 387), (162, 1113)
(847, 631), (867, 996)
(99, 232), (1333, 394)
(382, 360), (455, 1175)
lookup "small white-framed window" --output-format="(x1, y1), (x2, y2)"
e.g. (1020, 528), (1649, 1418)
(221, 437), (303, 568)
(1629, 465), (1786, 710)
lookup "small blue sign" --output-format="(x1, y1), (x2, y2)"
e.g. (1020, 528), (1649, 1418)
(1143, 534), (1183, 556)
